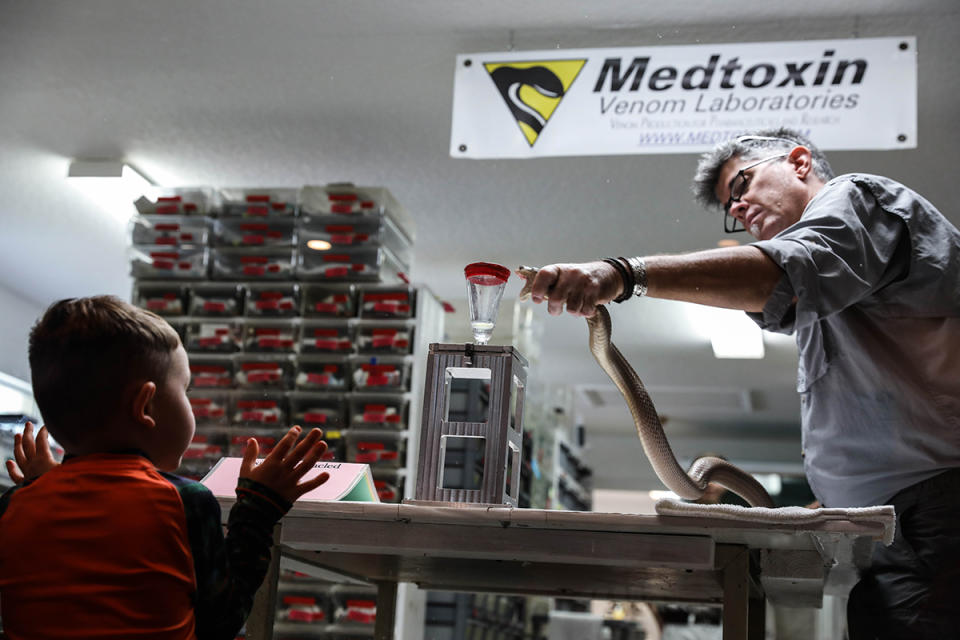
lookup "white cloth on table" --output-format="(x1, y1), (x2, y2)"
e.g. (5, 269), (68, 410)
(655, 498), (895, 545)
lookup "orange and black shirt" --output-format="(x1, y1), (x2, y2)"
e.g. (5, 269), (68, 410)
(0, 452), (290, 640)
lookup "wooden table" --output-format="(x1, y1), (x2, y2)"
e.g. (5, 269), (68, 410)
(233, 500), (889, 640)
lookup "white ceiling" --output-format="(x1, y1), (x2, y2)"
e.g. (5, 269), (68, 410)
(2, 0), (958, 489)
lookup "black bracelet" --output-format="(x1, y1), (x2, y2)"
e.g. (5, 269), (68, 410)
(602, 257), (633, 303)
(616, 256), (637, 300)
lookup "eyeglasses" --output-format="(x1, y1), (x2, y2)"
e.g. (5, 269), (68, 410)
(722, 153), (788, 233)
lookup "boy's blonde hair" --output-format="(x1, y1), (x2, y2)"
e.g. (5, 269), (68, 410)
(28, 296), (182, 448)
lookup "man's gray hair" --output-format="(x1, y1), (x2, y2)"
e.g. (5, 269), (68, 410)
(691, 127), (835, 210)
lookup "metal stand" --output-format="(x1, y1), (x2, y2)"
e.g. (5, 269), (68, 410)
(414, 343), (527, 506)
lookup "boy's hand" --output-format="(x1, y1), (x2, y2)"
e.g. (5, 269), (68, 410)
(6, 422), (59, 484)
(239, 425), (330, 503)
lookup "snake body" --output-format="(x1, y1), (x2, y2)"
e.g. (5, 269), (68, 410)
(517, 266), (774, 508)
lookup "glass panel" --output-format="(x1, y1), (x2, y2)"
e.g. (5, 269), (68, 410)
(443, 367), (491, 423)
(439, 435), (485, 491)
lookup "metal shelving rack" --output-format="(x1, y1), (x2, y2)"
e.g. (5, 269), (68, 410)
(128, 184), (444, 639)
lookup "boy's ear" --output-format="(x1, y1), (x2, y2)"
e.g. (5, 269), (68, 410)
(132, 381), (158, 429)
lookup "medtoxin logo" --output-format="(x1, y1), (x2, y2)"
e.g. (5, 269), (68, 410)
(485, 59), (586, 146)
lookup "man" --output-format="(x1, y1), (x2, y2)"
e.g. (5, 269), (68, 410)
(525, 129), (960, 639)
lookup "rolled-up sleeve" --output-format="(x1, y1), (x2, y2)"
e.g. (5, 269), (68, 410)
(748, 177), (910, 333)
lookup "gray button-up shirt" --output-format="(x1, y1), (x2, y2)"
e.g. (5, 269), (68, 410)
(749, 173), (960, 507)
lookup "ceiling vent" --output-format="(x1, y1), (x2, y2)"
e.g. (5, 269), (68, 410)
(576, 384), (754, 415)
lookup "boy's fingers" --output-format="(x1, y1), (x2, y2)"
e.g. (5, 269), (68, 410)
(35, 425), (52, 457)
(286, 429), (323, 467)
(270, 426), (302, 461)
(296, 472), (330, 497)
(240, 437), (259, 475)
(21, 423), (36, 460)
(290, 439), (328, 480)
(6, 459), (24, 485)
(13, 434), (27, 471)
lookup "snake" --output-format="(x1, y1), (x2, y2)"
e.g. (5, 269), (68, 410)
(517, 265), (774, 508)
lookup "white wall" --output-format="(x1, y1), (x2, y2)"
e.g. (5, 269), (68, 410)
(0, 284), (44, 384)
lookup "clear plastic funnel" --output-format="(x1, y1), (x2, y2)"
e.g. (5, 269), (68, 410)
(464, 262), (511, 345)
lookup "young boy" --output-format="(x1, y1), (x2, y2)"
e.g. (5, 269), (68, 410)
(0, 295), (330, 640)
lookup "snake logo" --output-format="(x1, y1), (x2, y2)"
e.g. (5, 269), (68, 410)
(484, 59), (587, 147)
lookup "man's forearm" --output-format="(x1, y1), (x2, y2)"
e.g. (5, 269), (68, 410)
(643, 246), (783, 312)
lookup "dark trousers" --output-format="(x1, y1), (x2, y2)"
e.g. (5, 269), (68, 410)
(847, 467), (960, 639)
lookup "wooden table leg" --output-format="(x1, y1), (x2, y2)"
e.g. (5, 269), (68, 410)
(244, 525), (282, 640)
(717, 544), (765, 640)
(748, 590), (766, 640)
(373, 580), (398, 640)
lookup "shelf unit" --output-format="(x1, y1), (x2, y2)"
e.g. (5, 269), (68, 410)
(128, 184), (443, 639)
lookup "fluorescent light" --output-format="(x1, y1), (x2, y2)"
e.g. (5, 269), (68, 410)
(67, 159), (155, 223)
(710, 312), (765, 359)
(306, 239), (332, 251)
(688, 304), (765, 359)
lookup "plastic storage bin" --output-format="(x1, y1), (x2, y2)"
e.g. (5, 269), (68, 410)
(131, 215), (210, 246)
(245, 283), (300, 317)
(329, 584), (378, 626)
(296, 246), (400, 283)
(357, 286), (415, 319)
(189, 357), (234, 389)
(349, 358), (409, 392)
(355, 323), (413, 355)
(212, 247), (296, 280)
(234, 356), (294, 389)
(288, 393), (347, 431)
(134, 188), (216, 216)
(299, 184), (383, 216)
(374, 476), (403, 503)
(301, 285), (355, 318)
(184, 320), (243, 352)
(346, 431), (405, 469)
(277, 592), (330, 625)
(294, 357), (349, 391)
(213, 218), (296, 247)
(348, 395), (407, 430)
(231, 392), (287, 427)
(300, 321), (354, 354)
(188, 390), (230, 425)
(243, 320), (299, 353)
(188, 283), (245, 317)
(133, 283), (189, 316)
(228, 434), (277, 457)
(131, 246), (208, 280)
(219, 188), (298, 218)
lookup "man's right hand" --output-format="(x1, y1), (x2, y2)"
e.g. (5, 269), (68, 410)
(6, 421), (59, 484)
(520, 261), (624, 316)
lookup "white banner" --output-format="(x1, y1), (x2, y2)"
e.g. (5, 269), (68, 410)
(450, 37), (916, 158)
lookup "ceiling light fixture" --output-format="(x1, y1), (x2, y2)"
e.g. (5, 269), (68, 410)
(710, 308), (765, 359)
(688, 303), (765, 359)
(306, 239), (332, 251)
(67, 159), (155, 223)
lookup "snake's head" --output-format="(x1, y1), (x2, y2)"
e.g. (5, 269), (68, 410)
(516, 265), (540, 301)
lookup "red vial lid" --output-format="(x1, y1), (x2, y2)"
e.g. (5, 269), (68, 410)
(464, 262), (510, 284)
